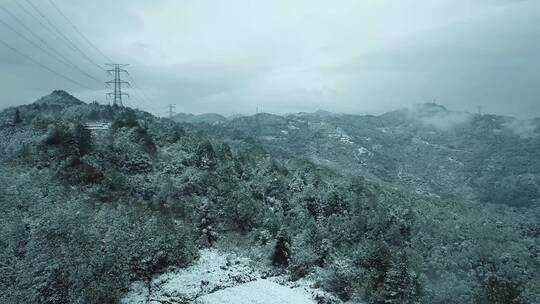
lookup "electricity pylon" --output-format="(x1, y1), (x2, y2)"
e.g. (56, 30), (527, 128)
(168, 104), (176, 119)
(106, 63), (130, 106)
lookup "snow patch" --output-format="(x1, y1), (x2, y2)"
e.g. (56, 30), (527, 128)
(122, 249), (259, 304)
(328, 127), (354, 144)
(412, 137), (431, 146)
(195, 280), (316, 304)
(288, 124), (300, 130)
(121, 249), (328, 304)
(339, 136), (353, 144)
(357, 147), (373, 156)
(447, 156), (464, 166)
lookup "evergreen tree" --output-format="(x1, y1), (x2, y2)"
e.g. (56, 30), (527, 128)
(195, 140), (216, 169)
(379, 251), (421, 304)
(359, 241), (392, 301)
(272, 230), (291, 267)
(73, 124), (92, 156)
(13, 109), (21, 125)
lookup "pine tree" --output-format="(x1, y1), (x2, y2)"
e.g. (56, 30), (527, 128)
(13, 109), (22, 125)
(73, 124), (92, 156)
(195, 140), (216, 170)
(272, 230), (291, 267)
(379, 251), (421, 304)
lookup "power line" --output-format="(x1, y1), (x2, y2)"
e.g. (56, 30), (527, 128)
(0, 37), (93, 90)
(0, 5), (104, 86)
(46, 0), (112, 63)
(117, 86), (142, 107)
(23, 0), (106, 73)
(13, 0), (66, 46)
(122, 73), (156, 112)
(0, 15), (103, 87)
(16, 0), (80, 54)
(12, 0), (102, 73)
(124, 73), (161, 114)
(129, 85), (150, 105)
(127, 73), (153, 103)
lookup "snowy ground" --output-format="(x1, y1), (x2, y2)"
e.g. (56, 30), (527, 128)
(195, 280), (315, 304)
(121, 249), (334, 304)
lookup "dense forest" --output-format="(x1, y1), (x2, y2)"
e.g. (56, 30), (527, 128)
(1, 91), (539, 303)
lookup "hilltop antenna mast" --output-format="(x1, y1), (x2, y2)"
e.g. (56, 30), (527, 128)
(168, 104), (176, 119)
(106, 64), (130, 106)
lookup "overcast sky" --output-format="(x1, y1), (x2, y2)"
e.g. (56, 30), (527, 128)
(0, 0), (538, 118)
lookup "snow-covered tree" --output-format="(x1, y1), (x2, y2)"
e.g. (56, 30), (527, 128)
(272, 230), (291, 267)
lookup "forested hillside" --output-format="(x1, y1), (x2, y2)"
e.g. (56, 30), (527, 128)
(1, 91), (539, 303)
(197, 103), (540, 207)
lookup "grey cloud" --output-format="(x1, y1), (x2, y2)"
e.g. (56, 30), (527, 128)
(0, 0), (539, 118)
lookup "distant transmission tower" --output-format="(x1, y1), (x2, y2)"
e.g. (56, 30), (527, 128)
(106, 64), (130, 106)
(168, 104), (176, 119)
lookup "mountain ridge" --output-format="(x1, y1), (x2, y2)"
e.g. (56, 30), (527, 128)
(189, 103), (540, 207)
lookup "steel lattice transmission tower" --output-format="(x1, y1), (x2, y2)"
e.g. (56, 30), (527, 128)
(168, 104), (176, 119)
(106, 64), (130, 106)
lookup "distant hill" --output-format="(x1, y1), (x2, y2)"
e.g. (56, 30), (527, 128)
(287, 109), (341, 118)
(171, 112), (226, 125)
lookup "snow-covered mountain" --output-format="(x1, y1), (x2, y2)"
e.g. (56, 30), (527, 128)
(1, 92), (538, 304)
(196, 104), (540, 207)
